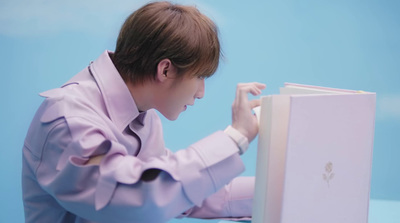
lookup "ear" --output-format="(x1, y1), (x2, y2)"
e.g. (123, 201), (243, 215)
(156, 59), (171, 82)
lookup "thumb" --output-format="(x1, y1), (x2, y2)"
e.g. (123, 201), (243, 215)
(249, 99), (261, 109)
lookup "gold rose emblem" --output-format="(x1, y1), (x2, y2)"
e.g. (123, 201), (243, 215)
(323, 162), (335, 187)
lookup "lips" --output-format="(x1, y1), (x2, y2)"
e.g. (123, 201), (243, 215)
(184, 103), (194, 111)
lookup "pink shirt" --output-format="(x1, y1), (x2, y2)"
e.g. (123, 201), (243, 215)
(22, 51), (254, 223)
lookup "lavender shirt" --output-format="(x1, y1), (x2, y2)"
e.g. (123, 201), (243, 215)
(22, 51), (254, 223)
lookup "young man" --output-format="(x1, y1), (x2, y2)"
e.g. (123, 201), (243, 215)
(22, 1), (265, 222)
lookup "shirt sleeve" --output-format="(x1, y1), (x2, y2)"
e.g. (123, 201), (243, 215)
(182, 176), (254, 220)
(32, 113), (246, 223)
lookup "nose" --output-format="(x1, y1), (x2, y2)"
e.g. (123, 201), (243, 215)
(195, 79), (205, 99)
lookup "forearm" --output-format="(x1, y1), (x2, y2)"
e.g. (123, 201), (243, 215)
(34, 130), (245, 222)
(185, 176), (254, 219)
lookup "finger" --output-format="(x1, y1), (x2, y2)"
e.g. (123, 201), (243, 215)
(252, 82), (266, 90)
(235, 83), (266, 104)
(242, 85), (263, 99)
(249, 85), (263, 96)
(236, 83), (266, 95)
(249, 99), (261, 108)
(237, 86), (255, 103)
(237, 82), (266, 90)
(235, 85), (252, 103)
(251, 83), (266, 94)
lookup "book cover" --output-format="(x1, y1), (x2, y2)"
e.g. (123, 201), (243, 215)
(252, 83), (376, 223)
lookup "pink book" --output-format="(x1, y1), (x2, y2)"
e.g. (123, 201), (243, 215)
(252, 83), (376, 223)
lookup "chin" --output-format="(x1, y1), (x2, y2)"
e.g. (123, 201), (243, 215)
(163, 112), (180, 121)
(166, 116), (179, 121)
(156, 107), (181, 121)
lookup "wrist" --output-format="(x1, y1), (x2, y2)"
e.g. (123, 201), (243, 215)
(224, 125), (249, 155)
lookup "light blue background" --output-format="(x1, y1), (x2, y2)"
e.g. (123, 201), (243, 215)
(1, 0), (399, 222)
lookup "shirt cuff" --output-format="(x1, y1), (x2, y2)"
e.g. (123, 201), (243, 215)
(224, 125), (249, 155)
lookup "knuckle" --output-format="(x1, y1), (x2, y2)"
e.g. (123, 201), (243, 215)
(237, 87), (247, 92)
(236, 83), (245, 88)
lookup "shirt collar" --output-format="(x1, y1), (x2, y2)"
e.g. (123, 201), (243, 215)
(89, 50), (146, 131)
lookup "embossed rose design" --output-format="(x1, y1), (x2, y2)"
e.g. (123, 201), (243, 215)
(323, 162), (335, 187)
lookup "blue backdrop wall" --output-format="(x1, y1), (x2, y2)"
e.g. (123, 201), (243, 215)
(1, 0), (399, 222)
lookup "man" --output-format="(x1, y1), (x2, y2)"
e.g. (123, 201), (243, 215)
(22, 1), (265, 222)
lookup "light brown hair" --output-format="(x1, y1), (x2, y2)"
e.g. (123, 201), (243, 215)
(112, 1), (221, 84)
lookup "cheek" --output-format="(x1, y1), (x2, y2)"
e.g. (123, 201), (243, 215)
(189, 80), (201, 94)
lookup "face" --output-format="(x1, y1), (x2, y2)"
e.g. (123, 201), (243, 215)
(156, 74), (205, 121)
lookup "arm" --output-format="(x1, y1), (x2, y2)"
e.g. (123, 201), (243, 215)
(31, 114), (244, 223)
(180, 82), (266, 219)
(184, 176), (254, 220)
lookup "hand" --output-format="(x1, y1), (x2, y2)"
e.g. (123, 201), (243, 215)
(231, 82), (266, 143)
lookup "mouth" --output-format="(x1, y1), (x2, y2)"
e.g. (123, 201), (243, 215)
(184, 103), (194, 111)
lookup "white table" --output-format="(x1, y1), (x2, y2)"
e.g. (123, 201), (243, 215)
(170, 199), (400, 223)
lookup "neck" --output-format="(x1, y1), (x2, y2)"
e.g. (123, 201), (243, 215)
(125, 81), (155, 112)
